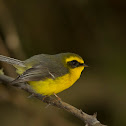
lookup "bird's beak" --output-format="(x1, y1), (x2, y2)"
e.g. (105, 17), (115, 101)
(83, 63), (88, 67)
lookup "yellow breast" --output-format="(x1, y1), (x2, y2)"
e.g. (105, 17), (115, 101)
(29, 66), (84, 96)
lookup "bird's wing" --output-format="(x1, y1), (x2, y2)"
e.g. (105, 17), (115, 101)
(11, 64), (58, 84)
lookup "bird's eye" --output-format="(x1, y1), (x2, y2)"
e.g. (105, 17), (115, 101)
(71, 60), (78, 65)
(67, 60), (80, 68)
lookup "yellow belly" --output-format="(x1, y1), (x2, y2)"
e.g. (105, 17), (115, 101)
(15, 65), (84, 96)
(29, 73), (77, 96)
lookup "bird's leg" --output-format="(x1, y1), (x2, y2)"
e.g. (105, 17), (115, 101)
(28, 93), (47, 102)
(41, 95), (49, 101)
(53, 93), (61, 101)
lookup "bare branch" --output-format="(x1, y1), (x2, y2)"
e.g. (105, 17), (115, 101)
(0, 74), (106, 126)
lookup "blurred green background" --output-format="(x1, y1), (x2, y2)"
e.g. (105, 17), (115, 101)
(0, 0), (126, 126)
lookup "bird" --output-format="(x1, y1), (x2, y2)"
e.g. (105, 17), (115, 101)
(0, 53), (88, 96)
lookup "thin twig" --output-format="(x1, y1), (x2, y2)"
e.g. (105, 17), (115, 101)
(0, 74), (106, 126)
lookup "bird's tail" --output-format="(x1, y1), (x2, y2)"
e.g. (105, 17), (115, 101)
(0, 55), (26, 67)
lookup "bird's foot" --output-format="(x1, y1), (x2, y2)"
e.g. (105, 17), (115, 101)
(53, 93), (61, 102)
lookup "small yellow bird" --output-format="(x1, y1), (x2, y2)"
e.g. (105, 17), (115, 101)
(0, 53), (88, 96)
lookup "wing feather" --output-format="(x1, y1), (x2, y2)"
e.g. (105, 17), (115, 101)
(11, 65), (54, 84)
(11, 56), (68, 84)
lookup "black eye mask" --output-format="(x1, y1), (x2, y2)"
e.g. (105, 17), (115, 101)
(67, 60), (84, 68)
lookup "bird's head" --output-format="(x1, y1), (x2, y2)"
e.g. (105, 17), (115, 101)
(61, 53), (88, 79)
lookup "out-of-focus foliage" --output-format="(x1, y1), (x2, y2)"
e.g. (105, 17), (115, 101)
(0, 0), (126, 126)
